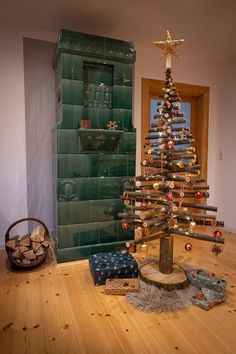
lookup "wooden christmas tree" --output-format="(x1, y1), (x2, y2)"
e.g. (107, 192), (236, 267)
(120, 31), (224, 290)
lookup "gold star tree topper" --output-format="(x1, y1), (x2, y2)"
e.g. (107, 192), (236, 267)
(153, 30), (185, 69)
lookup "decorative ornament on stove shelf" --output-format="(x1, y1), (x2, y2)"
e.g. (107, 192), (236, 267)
(107, 121), (118, 130)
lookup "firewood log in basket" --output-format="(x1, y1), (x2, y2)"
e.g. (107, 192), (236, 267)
(5, 217), (50, 269)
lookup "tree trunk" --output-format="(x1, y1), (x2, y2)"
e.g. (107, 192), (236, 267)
(159, 235), (173, 274)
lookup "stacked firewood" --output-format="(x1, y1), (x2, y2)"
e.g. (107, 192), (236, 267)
(5, 226), (50, 265)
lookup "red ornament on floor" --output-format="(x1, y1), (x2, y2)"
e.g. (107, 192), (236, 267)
(214, 230), (222, 238)
(185, 243), (192, 251)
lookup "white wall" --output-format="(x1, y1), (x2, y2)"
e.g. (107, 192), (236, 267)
(213, 51), (236, 232)
(0, 24), (27, 244)
(24, 38), (55, 234)
(0, 22), (234, 246)
(0, 24), (56, 246)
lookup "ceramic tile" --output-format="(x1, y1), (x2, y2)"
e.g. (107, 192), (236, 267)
(117, 132), (136, 154)
(99, 221), (118, 243)
(112, 109), (135, 132)
(83, 62), (113, 86)
(89, 199), (124, 222)
(57, 225), (75, 248)
(98, 177), (120, 199)
(57, 130), (81, 154)
(90, 154), (110, 177)
(58, 203), (69, 225)
(68, 154), (90, 178)
(78, 178), (99, 200)
(61, 79), (83, 105)
(113, 85), (132, 109)
(57, 155), (68, 178)
(73, 55), (83, 81)
(127, 155), (136, 176)
(78, 223), (99, 246)
(114, 62), (132, 87)
(117, 220), (135, 241)
(61, 53), (73, 79)
(68, 201), (90, 224)
(108, 155), (128, 176)
(58, 178), (79, 201)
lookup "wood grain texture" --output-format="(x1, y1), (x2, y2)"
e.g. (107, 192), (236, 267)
(0, 227), (236, 354)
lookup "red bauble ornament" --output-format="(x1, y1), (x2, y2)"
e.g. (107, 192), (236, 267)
(195, 191), (202, 198)
(145, 140), (150, 146)
(166, 192), (174, 201)
(185, 242), (192, 252)
(167, 140), (174, 149)
(214, 230), (222, 238)
(122, 222), (129, 230)
(140, 202), (148, 210)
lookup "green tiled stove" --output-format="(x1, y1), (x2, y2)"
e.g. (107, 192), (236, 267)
(52, 29), (136, 262)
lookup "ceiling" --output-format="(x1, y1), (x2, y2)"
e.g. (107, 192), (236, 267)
(1, 0), (236, 64)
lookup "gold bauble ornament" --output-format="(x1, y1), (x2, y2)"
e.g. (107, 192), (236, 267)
(153, 182), (160, 190)
(140, 243), (148, 252)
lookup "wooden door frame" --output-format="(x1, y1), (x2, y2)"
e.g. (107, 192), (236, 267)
(141, 78), (210, 179)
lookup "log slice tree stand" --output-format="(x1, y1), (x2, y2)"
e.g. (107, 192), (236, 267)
(139, 236), (189, 291)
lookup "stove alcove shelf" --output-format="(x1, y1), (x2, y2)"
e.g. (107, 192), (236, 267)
(52, 29), (136, 262)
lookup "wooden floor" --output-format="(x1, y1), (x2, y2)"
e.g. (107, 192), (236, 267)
(0, 227), (236, 354)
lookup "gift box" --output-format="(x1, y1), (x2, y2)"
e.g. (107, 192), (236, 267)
(201, 287), (226, 303)
(192, 290), (226, 311)
(89, 251), (139, 286)
(188, 269), (227, 291)
(105, 278), (139, 295)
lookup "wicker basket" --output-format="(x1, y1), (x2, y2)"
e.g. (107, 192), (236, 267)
(5, 217), (50, 269)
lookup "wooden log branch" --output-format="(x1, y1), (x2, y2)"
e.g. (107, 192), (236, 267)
(176, 217), (224, 227)
(147, 138), (195, 147)
(143, 223), (169, 236)
(166, 174), (206, 183)
(174, 210), (217, 219)
(172, 191), (210, 198)
(171, 228), (224, 244)
(142, 215), (169, 228)
(134, 232), (169, 245)
(171, 185), (210, 190)
(174, 201), (217, 212)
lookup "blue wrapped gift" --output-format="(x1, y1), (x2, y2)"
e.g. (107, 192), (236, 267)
(89, 251), (139, 286)
(188, 269), (227, 291)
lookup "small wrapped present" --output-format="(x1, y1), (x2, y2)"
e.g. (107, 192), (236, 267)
(201, 287), (226, 303)
(188, 269), (227, 291)
(192, 290), (226, 311)
(105, 278), (139, 295)
(89, 251), (139, 286)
